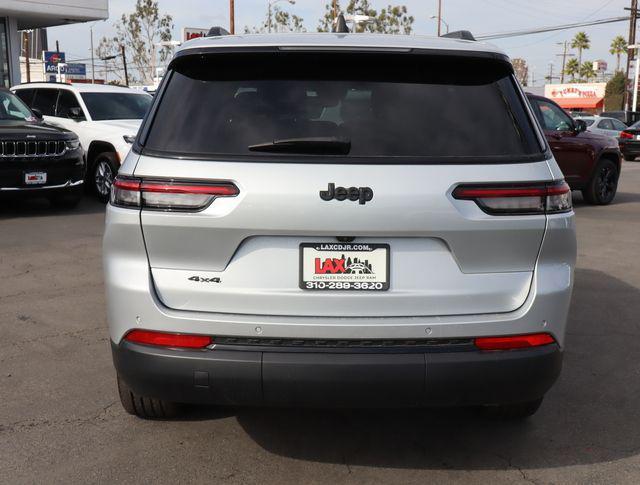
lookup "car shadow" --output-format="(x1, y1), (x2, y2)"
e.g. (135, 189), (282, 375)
(0, 195), (106, 219)
(180, 268), (640, 470)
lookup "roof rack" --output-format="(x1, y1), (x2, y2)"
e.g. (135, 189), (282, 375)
(206, 26), (230, 37)
(15, 81), (72, 86)
(441, 30), (476, 41)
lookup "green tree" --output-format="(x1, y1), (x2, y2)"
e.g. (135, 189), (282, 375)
(244, 5), (306, 33)
(604, 71), (626, 110)
(317, 1), (414, 34)
(96, 0), (173, 85)
(609, 35), (627, 73)
(571, 31), (590, 67)
(565, 58), (580, 82)
(579, 61), (596, 82)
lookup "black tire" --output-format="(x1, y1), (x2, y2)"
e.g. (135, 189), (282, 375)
(91, 152), (118, 203)
(480, 397), (543, 420)
(117, 375), (180, 419)
(582, 159), (619, 205)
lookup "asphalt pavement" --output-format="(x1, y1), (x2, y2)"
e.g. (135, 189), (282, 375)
(1, 164), (640, 484)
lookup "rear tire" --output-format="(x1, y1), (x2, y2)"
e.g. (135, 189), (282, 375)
(480, 397), (543, 420)
(117, 375), (180, 419)
(582, 159), (619, 205)
(92, 152), (118, 203)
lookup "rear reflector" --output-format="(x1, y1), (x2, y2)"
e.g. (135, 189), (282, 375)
(124, 329), (213, 349)
(111, 176), (239, 211)
(453, 180), (571, 215)
(474, 333), (555, 351)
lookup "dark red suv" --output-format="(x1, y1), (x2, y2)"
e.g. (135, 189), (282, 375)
(526, 93), (621, 205)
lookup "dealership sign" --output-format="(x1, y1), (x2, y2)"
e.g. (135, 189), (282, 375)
(43, 51), (65, 73)
(182, 27), (208, 42)
(544, 83), (606, 99)
(65, 63), (86, 77)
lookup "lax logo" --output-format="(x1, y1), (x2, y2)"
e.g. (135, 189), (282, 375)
(314, 254), (374, 275)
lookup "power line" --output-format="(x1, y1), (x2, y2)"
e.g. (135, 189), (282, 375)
(476, 16), (629, 40)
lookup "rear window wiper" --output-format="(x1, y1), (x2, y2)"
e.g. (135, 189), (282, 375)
(248, 137), (351, 155)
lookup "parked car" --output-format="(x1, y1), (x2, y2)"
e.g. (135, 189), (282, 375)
(574, 115), (628, 139)
(0, 88), (83, 207)
(618, 120), (640, 160)
(527, 93), (621, 205)
(600, 110), (640, 126)
(11, 82), (152, 202)
(105, 32), (577, 420)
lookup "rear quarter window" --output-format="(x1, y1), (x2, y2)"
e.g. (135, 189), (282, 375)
(142, 51), (544, 163)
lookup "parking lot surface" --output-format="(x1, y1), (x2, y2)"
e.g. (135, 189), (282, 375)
(1, 164), (640, 484)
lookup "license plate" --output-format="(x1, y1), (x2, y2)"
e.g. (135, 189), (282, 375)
(299, 243), (390, 291)
(24, 172), (47, 185)
(636, 135), (640, 140)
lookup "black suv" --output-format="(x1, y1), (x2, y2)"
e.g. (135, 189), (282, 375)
(0, 88), (84, 207)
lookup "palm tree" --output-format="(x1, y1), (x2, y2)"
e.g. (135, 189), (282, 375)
(571, 31), (591, 67)
(579, 61), (596, 82)
(565, 58), (580, 82)
(610, 35), (627, 73)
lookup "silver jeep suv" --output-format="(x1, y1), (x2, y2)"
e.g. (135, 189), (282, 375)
(104, 32), (576, 419)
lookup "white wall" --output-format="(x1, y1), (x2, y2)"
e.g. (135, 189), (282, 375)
(1, 1), (108, 28)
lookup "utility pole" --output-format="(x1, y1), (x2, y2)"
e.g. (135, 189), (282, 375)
(333, 0), (338, 20)
(121, 45), (129, 86)
(230, 0), (235, 34)
(90, 25), (95, 84)
(56, 40), (59, 53)
(556, 41), (575, 84)
(23, 31), (31, 83)
(624, 0), (638, 110)
(437, 0), (442, 37)
(546, 63), (554, 83)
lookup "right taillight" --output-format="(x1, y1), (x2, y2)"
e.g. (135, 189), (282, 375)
(620, 130), (633, 140)
(111, 176), (239, 211)
(452, 180), (572, 215)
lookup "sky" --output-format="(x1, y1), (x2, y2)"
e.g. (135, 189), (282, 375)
(48, 0), (631, 86)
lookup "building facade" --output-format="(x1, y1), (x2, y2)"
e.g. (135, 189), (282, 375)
(0, 0), (108, 88)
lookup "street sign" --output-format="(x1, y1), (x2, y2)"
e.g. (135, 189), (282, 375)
(66, 63), (87, 77)
(43, 51), (65, 73)
(182, 27), (208, 42)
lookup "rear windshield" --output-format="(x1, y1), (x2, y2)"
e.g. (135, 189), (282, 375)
(142, 52), (543, 162)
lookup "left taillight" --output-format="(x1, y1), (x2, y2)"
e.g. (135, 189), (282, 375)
(124, 329), (213, 349)
(452, 180), (572, 215)
(111, 176), (239, 211)
(619, 130), (633, 140)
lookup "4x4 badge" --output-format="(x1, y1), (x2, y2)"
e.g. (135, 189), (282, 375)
(320, 183), (373, 205)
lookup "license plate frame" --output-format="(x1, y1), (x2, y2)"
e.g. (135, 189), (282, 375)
(24, 171), (47, 185)
(299, 242), (390, 291)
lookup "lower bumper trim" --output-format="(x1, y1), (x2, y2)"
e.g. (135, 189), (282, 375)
(0, 179), (84, 191)
(112, 340), (562, 407)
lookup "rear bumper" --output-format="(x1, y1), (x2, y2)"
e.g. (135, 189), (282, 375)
(112, 340), (562, 407)
(620, 141), (640, 157)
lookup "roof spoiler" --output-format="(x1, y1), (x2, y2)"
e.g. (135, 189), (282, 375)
(441, 30), (476, 41)
(206, 26), (230, 37)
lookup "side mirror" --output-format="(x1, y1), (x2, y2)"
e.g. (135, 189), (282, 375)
(574, 119), (587, 133)
(68, 107), (85, 121)
(31, 108), (43, 120)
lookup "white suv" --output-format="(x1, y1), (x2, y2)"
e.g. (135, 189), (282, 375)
(12, 83), (152, 201)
